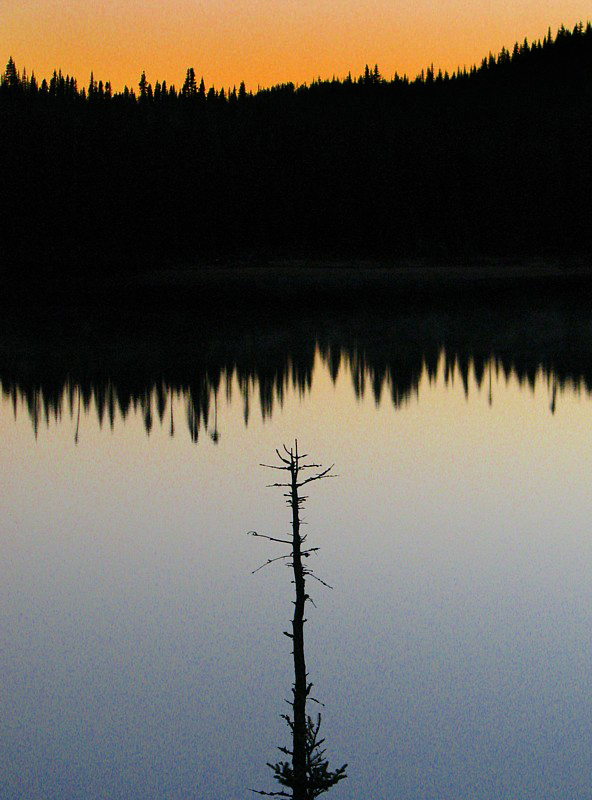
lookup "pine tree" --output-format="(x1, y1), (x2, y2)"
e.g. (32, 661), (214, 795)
(182, 67), (197, 96)
(138, 70), (150, 102)
(251, 444), (347, 799)
(4, 56), (20, 90)
(88, 71), (97, 99)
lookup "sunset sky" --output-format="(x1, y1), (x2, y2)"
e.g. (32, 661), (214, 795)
(5, 1), (591, 92)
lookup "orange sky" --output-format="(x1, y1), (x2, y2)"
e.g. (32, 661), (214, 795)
(5, 1), (591, 92)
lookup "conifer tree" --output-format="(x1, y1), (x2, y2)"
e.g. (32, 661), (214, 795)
(182, 67), (197, 96)
(250, 443), (347, 799)
(4, 56), (20, 89)
(138, 70), (150, 102)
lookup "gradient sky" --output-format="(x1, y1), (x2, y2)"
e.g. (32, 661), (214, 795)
(5, 2), (592, 92)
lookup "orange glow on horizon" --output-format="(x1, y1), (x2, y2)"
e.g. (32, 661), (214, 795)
(5, 1), (592, 92)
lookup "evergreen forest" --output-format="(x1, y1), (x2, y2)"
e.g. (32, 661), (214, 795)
(2, 21), (592, 285)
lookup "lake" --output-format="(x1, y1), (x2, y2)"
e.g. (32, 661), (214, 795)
(2, 285), (592, 799)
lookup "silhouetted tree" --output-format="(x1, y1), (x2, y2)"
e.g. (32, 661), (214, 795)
(138, 70), (151, 102)
(250, 442), (347, 799)
(182, 67), (197, 97)
(4, 56), (20, 89)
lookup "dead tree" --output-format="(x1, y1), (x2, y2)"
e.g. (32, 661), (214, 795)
(249, 441), (347, 799)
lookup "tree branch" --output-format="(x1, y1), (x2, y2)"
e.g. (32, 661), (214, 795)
(247, 531), (292, 545)
(304, 571), (334, 590)
(251, 554), (292, 574)
(297, 465), (336, 487)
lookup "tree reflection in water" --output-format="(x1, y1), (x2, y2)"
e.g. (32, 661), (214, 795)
(2, 297), (592, 440)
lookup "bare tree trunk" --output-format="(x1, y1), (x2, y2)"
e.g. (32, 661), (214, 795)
(251, 442), (347, 799)
(289, 442), (308, 800)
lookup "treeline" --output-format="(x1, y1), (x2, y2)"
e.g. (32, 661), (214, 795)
(1, 21), (592, 277)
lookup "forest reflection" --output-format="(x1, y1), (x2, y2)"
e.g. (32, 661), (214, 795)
(2, 299), (592, 440)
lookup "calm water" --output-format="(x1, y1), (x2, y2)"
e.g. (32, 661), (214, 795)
(2, 301), (592, 799)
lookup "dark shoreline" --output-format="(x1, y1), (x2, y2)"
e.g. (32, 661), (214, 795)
(4, 255), (592, 312)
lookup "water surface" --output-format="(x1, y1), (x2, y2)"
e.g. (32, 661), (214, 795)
(2, 301), (592, 799)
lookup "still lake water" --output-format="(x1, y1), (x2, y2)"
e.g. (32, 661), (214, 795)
(2, 298), (592, 799)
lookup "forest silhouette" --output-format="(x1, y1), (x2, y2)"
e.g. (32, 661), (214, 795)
(2, 21), (592, 284)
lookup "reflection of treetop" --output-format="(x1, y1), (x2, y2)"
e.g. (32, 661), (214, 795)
(3, 302), (592, 439)
(250, 443), (347, 799)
